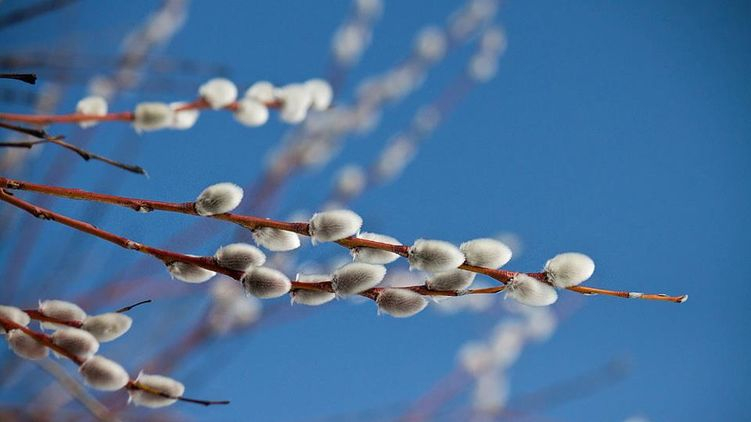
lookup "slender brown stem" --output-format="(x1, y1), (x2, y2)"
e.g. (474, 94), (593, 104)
(115, 299), (151, 313)
(0, 73), (37, 85)
(0, 111), (135, 125)
(0, 120), (48, 138)
(0, 178), (688, 303)
(0, 188), (508, 302)
(0, 0), (79, 31)
(0, 316), (228, 406)
(0, 140), (46, 148)
(0, 123), (147, 175)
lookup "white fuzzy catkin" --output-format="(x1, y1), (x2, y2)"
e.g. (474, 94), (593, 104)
(129, 372), (185, 408)
(167, 261), (216, 284)
(198, 78), (238, 109)
(276, 84), (312, 123)
(426, 269), (476, 291)
(251, 226), (301, 251)
(194, 182), (243, 216)
(544, 252), (595, 288)
(351, 232), (401, 265)
(209, 280), (262, 333)
(76, 96), (108, 128)
(505, 274), (558, 307)
(234, 98), (269, 127)
(376, 288), (428, 318)
(51, 328), (99, 360)
(414, 26), (447, 62)
(7, 329), (48, 360)
(332, 263), (386, 295)
(81, 313), (132, 342)
(291, 274), (336, 306)
(334, 165), (366, 198)
(169, 102), (199, 130)
(305, 79), (333, 111)
(458, 341), (494, 376)
(0, 306), (30, 334)
(245, 81), (276, 103)
(468, 53), (498, 83)
(309, 209), (363, 243)
(79, 355), (130, 391)
(38, 300), (87, 330)
(242, 267), (291, 298)
(133, 102), (173, 132)
(215, 243), (266, 271)
(460, 238), (512, 269)
(408, 239), (465, 272)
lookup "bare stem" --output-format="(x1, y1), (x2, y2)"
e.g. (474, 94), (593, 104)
(0, 178), (688, 303)
(0, 123), (147, 175)
(0, 73), (37, 85)
(115, 299), (152, 313)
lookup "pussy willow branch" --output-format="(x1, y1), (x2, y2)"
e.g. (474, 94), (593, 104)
(0, 97), (281, 126)
(0, 177), (687, 303)
(0, 316), (229, 406)
(0, 187), (504, 301)
(19, 299), (152, 328)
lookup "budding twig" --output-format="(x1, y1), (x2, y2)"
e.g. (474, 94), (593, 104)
(0, 316), (228, 407)
(0, 188), (504, 303)
(20, 309), (82, 328)
(0, 178), (688, 303)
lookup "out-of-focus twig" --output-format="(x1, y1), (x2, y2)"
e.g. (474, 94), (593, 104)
(0, 0), (79, 31)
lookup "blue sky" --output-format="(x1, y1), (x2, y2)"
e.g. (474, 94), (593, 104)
(1, 0), (749, 421)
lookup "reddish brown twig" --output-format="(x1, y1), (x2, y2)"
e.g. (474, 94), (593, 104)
(19, 299), (152, 329)
(0, 96), (281, 126)
(0, 177), (688, 303)
(0, 188), (506, 303)
(0, 316), (229, 406)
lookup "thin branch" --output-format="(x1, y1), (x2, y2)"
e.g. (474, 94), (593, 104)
(0, 178), (688, 303)
(0, 96), (280, 126)
(20, 300), (151, 328)
(0, 122), (147, 175)
(0, 73), (37, 85)
(115, 299), (151, 313)
(0, 316), (229, 407)
(0, 188), (506, 303)
(0, 139), (46, 148)
(0, 0), (79, 31)
(21, 309), (82, 328)
(44, 136), (148, 176)
(0, 119), (47, 138)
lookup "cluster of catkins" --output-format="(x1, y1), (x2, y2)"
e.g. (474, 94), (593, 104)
(75, 77), (333, 131)
(165, 183), (597, 317)
(459, 304), (558, 414)
(0, 301), (185, 408)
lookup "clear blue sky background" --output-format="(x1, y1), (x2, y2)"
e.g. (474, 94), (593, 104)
(1, 1), (749, 421)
